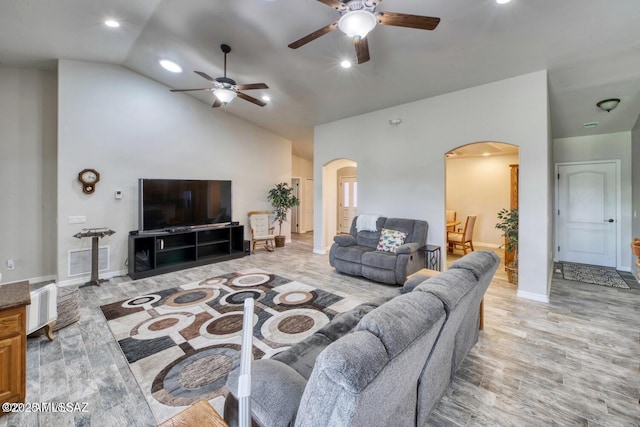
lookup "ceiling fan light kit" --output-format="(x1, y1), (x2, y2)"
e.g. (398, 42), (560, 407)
(289, 0), (440, 64)
(214, 88), (237, 104)
(169, 44), (269, 108)
(338, 10), (377, 37)
(596, 98), (620, 112)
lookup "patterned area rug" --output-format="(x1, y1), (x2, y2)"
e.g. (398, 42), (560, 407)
(561, 262), (630, 289)
(100, 268), (363, 423)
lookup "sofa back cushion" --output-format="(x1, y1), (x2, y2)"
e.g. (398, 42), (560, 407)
(295, 292), (446, 426)
(383, 217), (428, 245)
(351, 216), (387, 248)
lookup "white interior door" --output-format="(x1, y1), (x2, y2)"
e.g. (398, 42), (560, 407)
(304, 178), (314, 232)
(556, 162), (617, 267)
(339, 177), (357, 233)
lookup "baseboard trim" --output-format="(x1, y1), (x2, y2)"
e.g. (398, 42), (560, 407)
(29, 274), (57, 285)
(474, 242), (501, 249)
(516, 289), (549, 303)
(57, 269), (128, 287)
(313, 248), (327, 255)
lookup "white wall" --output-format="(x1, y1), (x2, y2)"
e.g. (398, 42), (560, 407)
(553, 131), (632, 271)
(0, 66), (57, 284)
(314, 71), (552, 301)
(57, 60), (292, 285)
(446, 153), (519, 246)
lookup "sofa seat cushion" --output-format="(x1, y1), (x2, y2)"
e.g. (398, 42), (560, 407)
(362, 250), (397, 270)
(272, 303), (379, 379)
(333, 245), (375, 263)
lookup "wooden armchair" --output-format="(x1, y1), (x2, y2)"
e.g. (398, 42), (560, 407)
(248, 211), (275, 253)
(447, 214), (477, 254)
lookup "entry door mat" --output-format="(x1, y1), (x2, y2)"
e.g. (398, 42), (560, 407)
(100, 268), (363, 423)
(561, 262), (630, 289)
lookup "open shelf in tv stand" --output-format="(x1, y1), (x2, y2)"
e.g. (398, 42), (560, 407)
(128, 224), (244, 280)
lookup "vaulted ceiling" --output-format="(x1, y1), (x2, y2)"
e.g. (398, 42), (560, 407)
(1, 0), (639, 160)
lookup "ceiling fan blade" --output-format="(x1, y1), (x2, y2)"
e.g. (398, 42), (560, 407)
(355, 36), (370, 64)
(212, 98), (222, 108)
(194, 71), (216, 82)
(170, 88), (213, 92)
(316, 0), (347, 10)
(235, 83), (269, 90)
(236, 91), (267, 107)
(375, 11), (440, 30)
(288, 22), (338, 49)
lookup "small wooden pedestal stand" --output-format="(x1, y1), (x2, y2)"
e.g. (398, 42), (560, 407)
(73, 228), (115, 287)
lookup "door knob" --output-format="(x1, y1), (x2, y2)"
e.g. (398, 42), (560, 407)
(604, 219), (614, 223)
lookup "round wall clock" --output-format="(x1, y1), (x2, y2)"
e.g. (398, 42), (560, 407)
(78, 168), (100, 194)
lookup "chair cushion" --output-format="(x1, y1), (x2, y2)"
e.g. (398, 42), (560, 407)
(253, 234), (275, 240)
(447, 232), (463, 243)
(376, 228), (408, 253)
(26, 282), (58, 335)
(249, 213), (271, 236)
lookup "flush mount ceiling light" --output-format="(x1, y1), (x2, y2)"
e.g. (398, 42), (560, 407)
(214, 88), (237, 104)
(261, 95), (271, 102)
(104, 19), (120, 28)
(159, 59), (182, 73)
(338, 10), (377, 38)
(340, 60), (352, 68)
(596, 98), (621, 112)
(496, 0), (511, 4)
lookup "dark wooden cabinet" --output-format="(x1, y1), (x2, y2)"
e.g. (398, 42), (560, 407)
(128, 225), (245, 279)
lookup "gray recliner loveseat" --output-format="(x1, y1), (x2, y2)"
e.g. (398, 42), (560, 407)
(224, 250), (500, 426)
(329, 216), (428, 285)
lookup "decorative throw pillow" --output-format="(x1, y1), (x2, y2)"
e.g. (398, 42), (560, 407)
(376, 228), (408, 253)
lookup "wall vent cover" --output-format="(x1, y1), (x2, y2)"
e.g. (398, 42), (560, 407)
(68, 246), (109, 276)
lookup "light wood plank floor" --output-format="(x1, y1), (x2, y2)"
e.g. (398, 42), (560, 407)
(2, 234), (639, 426)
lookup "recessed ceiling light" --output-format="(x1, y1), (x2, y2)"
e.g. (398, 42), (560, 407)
(482, 152), (491, 156)
(104, 20), (120, 28)
(496, 0), (511, 4)
(159, 59), (182, 73)
(340, 60), (352, 69)
(261, 95), (270, 102)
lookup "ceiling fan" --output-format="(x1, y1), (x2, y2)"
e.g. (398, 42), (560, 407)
(289, 0), (440, 64)
(170, 44), (269, 107)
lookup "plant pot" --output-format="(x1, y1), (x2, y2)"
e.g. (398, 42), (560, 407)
(631, 240), (640, 256)
(505, 263), (518, 285)
(274, 235), (286, 248)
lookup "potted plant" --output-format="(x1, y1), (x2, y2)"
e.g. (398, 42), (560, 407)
(267, 182), (300, 247)
(495, 208), (518, 285)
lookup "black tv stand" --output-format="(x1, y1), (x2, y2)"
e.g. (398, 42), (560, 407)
(128, 224), (244, 280)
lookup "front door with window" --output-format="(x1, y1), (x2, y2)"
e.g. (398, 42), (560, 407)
(339, 177), (357, 233)
(556, 162), (617, 267)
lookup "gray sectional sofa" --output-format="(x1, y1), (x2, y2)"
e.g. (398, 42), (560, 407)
(224, 250), (500, 427)
(329, 216), (428, 285)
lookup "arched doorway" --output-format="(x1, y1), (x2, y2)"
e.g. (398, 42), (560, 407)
(315, 158), (357, 253)
(444, 142), (519, 278)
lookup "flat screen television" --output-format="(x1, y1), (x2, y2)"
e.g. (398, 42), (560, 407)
(138, 179), (232, 231)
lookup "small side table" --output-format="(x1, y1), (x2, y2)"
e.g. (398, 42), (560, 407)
(419, 245), (441, 271)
